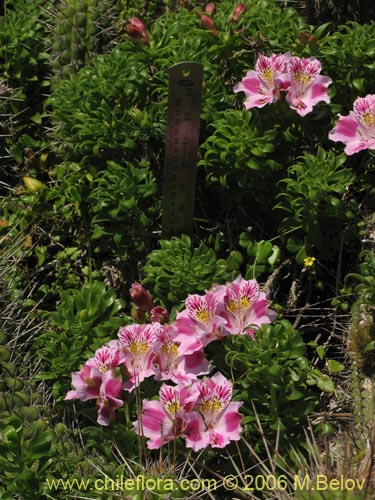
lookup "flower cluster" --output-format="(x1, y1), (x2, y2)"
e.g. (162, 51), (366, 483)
(134, 373), (242, 451)
(234, 53), (332, 116)
(65, 275), (275, 448)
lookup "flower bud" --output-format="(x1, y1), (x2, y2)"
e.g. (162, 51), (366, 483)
(129, 282), (154, 312)
(131, 308), (147, 323)
(150, 306), (169, 325)
(125, 17), (149, 44)
(205, 2), (215, 15)
(231, 3), (246, 22)
(200, 14), (218, 33)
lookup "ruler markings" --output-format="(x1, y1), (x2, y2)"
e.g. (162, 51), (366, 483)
(161, 62), (203, 238)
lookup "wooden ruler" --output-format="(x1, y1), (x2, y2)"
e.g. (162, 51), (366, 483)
(161, 62), (203, 238)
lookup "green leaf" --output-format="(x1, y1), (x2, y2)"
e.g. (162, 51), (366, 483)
(327, 359), (345, 373)
(286, 237), (303, 253)
(26, 430), (56, 461)
(317, 374), (335, 393)
(316, 345), (325, 360)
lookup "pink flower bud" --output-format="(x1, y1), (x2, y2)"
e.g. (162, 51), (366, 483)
(231, 3), (246, 22)
(129, 282), (154, 312)
(200, 14), (219, 33)
(150, 306), (169, 325)
(125, 17), (149, 44)
(205, 2), (215, 15)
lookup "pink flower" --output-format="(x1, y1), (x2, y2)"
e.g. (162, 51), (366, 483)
(92, 345), (120, 373)
(285, 56), (332, 116)
(129, 282), (154, 312)
(176, 290), (227, 346)
(96, 371), (124, 426)
(134, 384), (196, 449)
(234, 53), (290, 109)
(329, 95), (375, 155)
(125, 17), (149, 44)
(218, 275), (276, 336)
(118, 323), (159, 391)
(65, 360), (102, 402)
(184, 373), (242, 451)
(153, 325), (211, 385)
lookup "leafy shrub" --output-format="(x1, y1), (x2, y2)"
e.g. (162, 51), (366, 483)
(0, 0), (52, 172)
(275, 147), (357, 263)
(34, 281), (126, 398)
(142, 234), (241, 310)
(48, 42), (153, 163)
(88, 159), (159, 260)
(0, 416), (56, 500)
(221, 320), (329, 440)
(318, 21), (375, 108)
(199, 109), (284, 227)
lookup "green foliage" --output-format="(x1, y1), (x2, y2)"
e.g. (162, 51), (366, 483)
(0, 0), (52, 172)
(48, 42), (152, 162)
(318, 21), (375, 107)
(275, 147), (357, 263)
(89, 160), (159, 259)
(142, 235), (239, 310)
(239, 232), (281, 280)
(222, 320), (330, 439)
(34, 281), (126, 397)
(0, 416), (56, 500)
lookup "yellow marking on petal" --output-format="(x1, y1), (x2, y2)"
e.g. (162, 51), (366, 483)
(161, 342), (179, 356)
(261, 68), (273, 81)
(239, 296), (251, 309)
(196, 308), (209, 323)
(128, 340), (149, 356)
(200, 398), (223, 413)
(227, 300), (238, 313)
(165, 401), (180, 415)
(294, 72), (312, 86)
(361, 112), (375, 127)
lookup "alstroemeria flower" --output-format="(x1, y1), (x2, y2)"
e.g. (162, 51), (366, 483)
(91, 345), (120, 373)
(329, 95), (375, 155)
(118, 323), (160, 391)
(65, 360), (102, 402)
(285, 56), (332, 116)
(185, 373), (242, 451)
(96, 371), (124, 426)
(153, 325), (211, 385)
(134, 384), (197, 449)
(176, 290), (227, 346)
(234, 53), (290, 109)
(218, 275), (276, 336)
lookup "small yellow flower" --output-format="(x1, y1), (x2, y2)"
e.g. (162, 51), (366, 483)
(304, 256), (316, 267)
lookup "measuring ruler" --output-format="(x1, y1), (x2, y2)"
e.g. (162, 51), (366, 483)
(161, 62), (203, 238)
